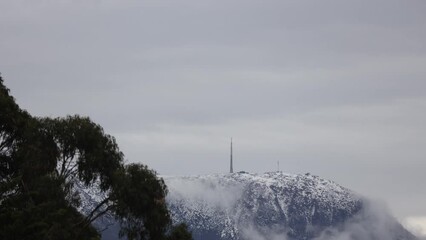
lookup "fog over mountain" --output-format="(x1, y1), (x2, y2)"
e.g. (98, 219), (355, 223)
(79, 172), (416, 240)
(165, 172), (415, 240)
(1, 0), (425, 236)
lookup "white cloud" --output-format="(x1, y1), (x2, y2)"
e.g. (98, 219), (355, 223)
(403, 217), (426, 238)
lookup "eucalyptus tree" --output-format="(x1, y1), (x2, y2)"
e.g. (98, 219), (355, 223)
(0, 76), (192, 240)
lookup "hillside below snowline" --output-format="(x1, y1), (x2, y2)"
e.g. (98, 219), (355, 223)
(79, 171), (416, 240)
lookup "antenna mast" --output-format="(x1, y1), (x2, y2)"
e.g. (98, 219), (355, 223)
(230, 138), (233, 173)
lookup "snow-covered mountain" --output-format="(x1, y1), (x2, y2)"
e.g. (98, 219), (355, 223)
(79, 171), (416, 240)
(165, 171), (415, 240)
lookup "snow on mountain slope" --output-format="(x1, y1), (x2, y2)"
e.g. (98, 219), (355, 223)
(165, 171), (362, 240)
(165, 171), (415, 240)
(78, 171), (416, 240)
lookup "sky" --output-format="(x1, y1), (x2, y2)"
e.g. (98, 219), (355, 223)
(1, 0), (425, 233)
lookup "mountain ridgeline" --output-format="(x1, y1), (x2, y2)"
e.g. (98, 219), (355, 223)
(86, 171), (416, 240)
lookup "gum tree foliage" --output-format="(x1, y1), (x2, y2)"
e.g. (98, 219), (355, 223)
(112, 164), (170, 240)
(0, 76), (192, 240)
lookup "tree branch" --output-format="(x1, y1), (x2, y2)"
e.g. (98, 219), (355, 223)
(85, 205), (114, 227)
(72, 197), (112, 229)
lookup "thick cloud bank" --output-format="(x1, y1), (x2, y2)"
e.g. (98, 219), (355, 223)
(311, 201), (414, 240)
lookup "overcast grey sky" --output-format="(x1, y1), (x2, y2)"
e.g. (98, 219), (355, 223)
(1, 0), (425, 225)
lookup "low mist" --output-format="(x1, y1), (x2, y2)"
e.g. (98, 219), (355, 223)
(165, 174), (416, 240)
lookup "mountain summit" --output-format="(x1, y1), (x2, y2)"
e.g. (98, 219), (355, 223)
(80, 171), (416, 240)
(165, 171), (415, 240)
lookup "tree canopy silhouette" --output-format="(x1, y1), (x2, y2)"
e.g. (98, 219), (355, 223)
(0, 76), (192, 240)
